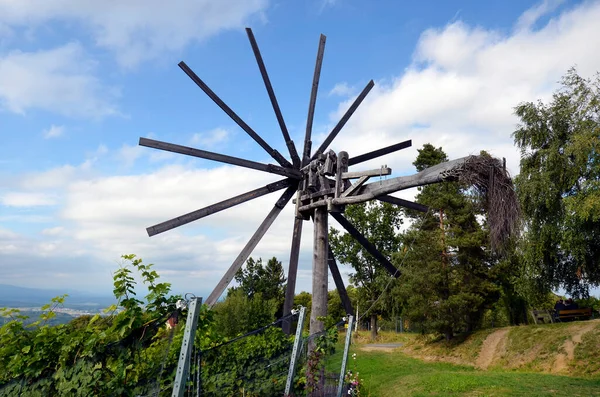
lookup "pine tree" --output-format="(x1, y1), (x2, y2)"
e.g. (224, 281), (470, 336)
(395, 144), (499, 339)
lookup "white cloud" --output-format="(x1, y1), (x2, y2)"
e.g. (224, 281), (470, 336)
(1, 192), (57, 207)
(41, 226), (64, 236)
(190, 128), (230, 149)
(0, 0), (269, 68)
(43, 124), (65, 139)
(0, 43), (119, 118)
(515, 0), (565, 31)
(328, 82), (354, 97)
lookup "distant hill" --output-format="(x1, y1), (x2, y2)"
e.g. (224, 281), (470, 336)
(0, 284), (114, 309)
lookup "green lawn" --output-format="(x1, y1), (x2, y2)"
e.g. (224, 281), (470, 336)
(325, 344), (600, 397)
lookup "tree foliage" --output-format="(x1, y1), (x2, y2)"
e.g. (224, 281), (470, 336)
(513, 68), (600, 296)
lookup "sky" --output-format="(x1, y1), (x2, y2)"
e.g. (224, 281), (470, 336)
(1, 0), (599, 300)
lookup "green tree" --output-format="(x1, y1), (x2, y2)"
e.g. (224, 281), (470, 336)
(233, 257), (286, 303)
(513, 68), (600, 296)
(395, 144), (499, 340)
(329, 201), (403, 340)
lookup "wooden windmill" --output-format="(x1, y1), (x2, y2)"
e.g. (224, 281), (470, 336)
(139, 28), (519, 337)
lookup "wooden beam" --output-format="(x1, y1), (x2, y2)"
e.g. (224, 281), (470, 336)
(348, 140), (412, 166)
(139, 138), (301, 179)
(342, 168), (391, 179)
(341, 175), (369, 198)
(178, 61), (292, 169)
(246, 28), (301, 168)
(146, 178), (294, 236)
(205, 186), (296, 307)
(376, 195), (429, 213)
(330, 212), (400, 278)
(327, 246), (353, 315)
(311, 80), (375, 161)
(302, 34), (326, 167)
(282, 216), (303, 335)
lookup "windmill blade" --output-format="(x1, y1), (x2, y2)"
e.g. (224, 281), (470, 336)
(376, 194), (429, 213)
(206, 186), (297, 307)
(139, 138), (301, 179)
(178, 61), (292, 169)
(146, 178), (294, 237)
(246, 28), (301, 168)
(282, 215), (303, 334)
(348, 140), (412, 167)
(302, 34), (326, 166)
(330, 212), (400, 278)
(327, 246), (354, 315)
(311, 80), (375, 161)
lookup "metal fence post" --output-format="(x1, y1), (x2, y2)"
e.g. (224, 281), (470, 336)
(336, 315), (354, 397)
(284, 306), (306, 396)
(172, 297), (202, 397)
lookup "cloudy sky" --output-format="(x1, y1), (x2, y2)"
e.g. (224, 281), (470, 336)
(1, 0), (599, 300)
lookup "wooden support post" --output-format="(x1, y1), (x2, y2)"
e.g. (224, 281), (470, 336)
(310, 207), (329, 339)
(283, 216), (303, 334)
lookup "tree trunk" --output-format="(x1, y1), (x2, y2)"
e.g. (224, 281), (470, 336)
(370, 314), (377, 341)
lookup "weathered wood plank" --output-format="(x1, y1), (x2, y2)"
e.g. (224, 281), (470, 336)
(327, 246), (353, 315)
(330, 212), (400, 277)
(311, 80), (374, 161)
(246, 28), (301, 168)
(147, 178), (294, 236)
(342, 168), (391, 179)
(341, 175), (370, 198)
(348, 140), (412, 166)
(205, 186), (296, 307)
(302, 34), (326, 167)
(139, 138), (301, 179)
(178, 61), (292, 168)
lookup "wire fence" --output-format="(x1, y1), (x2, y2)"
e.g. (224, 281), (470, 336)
(180, 311), (299, 397)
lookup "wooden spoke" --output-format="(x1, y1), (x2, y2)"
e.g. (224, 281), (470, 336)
(139, 137), (301, 179)
(178, 61), (292, 168)
(348, 139), (412, 166)
(311, 80), (374, 161)
(377, 194), (429, 213)
(246, 28), (301, 168)
(205, 186), (297, 307)
(146, 178), (295, 237)
(327, 246), (353, 315)
(302, 34), (326, 167)
(330, 212), (400, 277)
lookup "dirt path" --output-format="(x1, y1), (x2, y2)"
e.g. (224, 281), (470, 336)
(476, 329), (509, 369)
(360, 343), (403, 352)
(552, 322), (597, 373)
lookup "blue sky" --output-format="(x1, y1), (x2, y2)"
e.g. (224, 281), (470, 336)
(1, 0), (599, 299)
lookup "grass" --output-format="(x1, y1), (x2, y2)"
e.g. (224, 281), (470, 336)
(322, 326), (600, 396)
